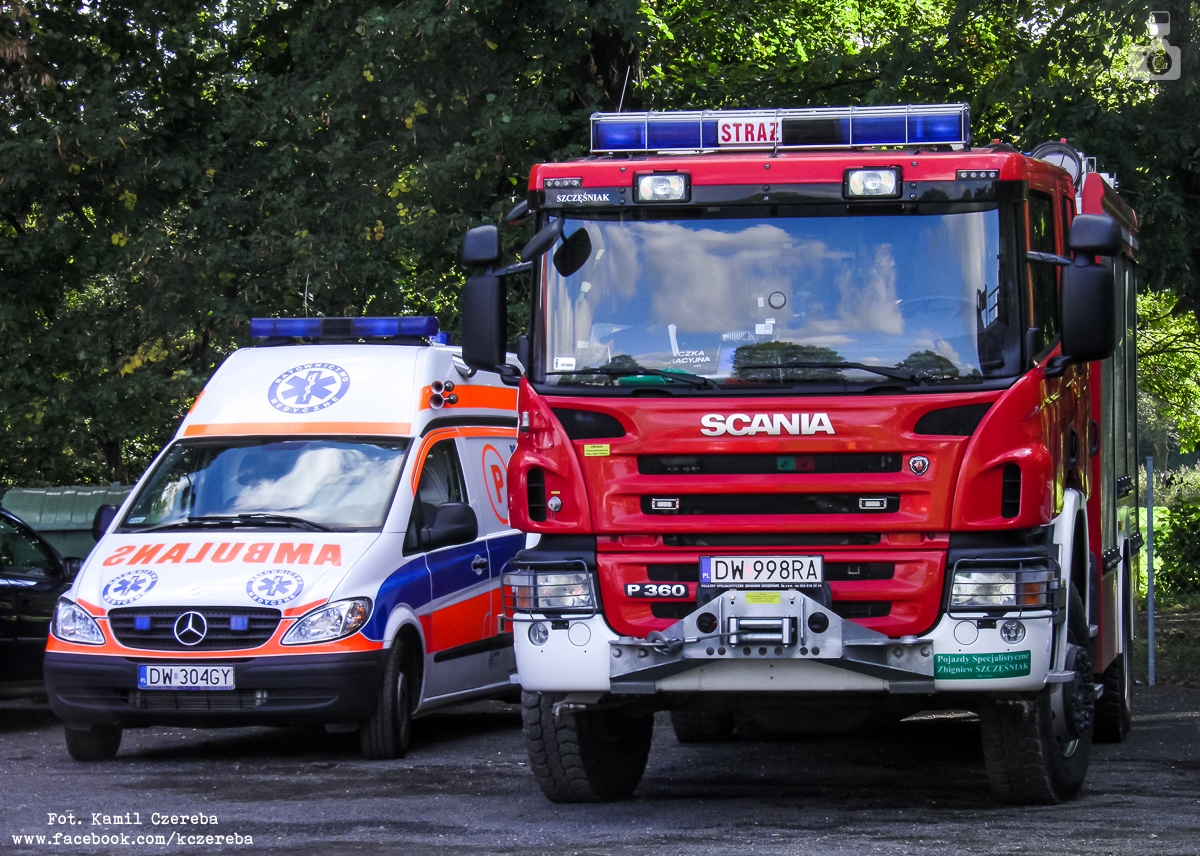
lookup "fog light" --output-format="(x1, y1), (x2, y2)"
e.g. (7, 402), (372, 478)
(696, 612), (718, 634)
(635, 173), (688, 202)
(807, 612), (830, 634)
(528, 622), (550, 646)
(845, 168), (900, 198)
(1000, 620), (1026, 644)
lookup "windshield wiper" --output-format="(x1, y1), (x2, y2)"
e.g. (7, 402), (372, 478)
(732, 361), (920, 383)
(140, 514), (332, 533)
(232, 513), (333, 531)
(548, 367), (723, 390)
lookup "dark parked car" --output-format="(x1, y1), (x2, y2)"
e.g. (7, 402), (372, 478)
(0, 506), (78, 699)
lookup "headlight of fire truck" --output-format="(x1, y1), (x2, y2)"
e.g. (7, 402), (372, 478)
(949, 560), (1060, 613)
(503, 565), (596, 616)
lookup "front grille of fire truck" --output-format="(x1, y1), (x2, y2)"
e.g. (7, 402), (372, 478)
(638, 452), (901, 475)
(641, 493), (900, 515)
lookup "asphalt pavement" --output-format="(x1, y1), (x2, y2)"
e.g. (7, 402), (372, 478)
(2, 685), (1198, 855)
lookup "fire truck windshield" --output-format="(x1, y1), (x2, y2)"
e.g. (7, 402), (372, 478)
(539, 208), (1016, 389)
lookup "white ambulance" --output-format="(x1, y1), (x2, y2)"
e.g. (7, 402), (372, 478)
(44, 316), (522, 761)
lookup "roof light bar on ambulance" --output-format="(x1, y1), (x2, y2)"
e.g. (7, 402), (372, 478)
(249, 316), (440, 342)
(590, 103), (971, 154)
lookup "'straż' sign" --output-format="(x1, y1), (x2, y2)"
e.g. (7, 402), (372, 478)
(718, 119), (780, 146)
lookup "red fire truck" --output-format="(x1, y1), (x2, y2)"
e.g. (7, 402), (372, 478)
(458, 104), (1139, 805)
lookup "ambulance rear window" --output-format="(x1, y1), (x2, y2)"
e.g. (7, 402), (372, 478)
(120, 438), (410, 532)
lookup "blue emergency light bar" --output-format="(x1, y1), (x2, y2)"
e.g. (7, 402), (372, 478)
(590, 104), (971, 153)
(250, 316), (440, 341)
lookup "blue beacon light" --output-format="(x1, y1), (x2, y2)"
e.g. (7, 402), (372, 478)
(590, 104), (970, 153)
(250, 316), (440, 341)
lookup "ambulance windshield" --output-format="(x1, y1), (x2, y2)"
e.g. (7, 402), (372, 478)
(539, 209), (1018, 388)
(120, 438), (410, 532)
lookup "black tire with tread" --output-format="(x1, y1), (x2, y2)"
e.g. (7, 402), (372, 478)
(359, 636), (414, 760)
(64, 724), (122, 761)
(522, 691), (653, 802)
(1094, 638), (1132, 742)
(670, 708), (734, 743)
(1095, 553), (1134, 743)
(979, 586), (1093, 804)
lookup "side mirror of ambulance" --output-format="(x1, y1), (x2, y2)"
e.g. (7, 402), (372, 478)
(91, 504), (118, 543)
(62, 557), (83, 581)
(1058, 214), (1121, 367)
(421, 503), (479, 550)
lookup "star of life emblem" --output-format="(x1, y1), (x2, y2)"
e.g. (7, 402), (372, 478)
(268, 363), (350, 414)
(102, 569), (159, 606)
(246, 569), (305, 606)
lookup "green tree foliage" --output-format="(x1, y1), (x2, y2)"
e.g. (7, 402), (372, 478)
(1138, 289), (1200, 456)
(2, 0), (1199, 489)
(0, 0), (639, 488)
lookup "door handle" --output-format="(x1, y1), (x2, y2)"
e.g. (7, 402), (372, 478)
(471, 555), (489, 575)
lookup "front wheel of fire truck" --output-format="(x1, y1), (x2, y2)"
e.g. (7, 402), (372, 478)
(522, 691), (654, 802)
(980, 587), (1094, 804)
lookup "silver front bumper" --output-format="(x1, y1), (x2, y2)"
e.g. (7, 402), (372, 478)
(609, 589), (935, 694)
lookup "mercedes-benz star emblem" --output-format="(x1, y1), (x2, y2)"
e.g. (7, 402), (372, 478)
(173, 611), (207, 646)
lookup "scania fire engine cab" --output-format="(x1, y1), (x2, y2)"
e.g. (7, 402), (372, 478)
(459, 104), (1140, 805)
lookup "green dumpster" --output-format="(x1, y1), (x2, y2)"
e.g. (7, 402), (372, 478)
(1, 485), (132, 559)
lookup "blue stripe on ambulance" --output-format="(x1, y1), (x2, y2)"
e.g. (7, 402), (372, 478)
(362, 556), (431, 642)
(361, 531), (524, 644)
(486, 532), (524, 579)
(427, 540), (491, 600)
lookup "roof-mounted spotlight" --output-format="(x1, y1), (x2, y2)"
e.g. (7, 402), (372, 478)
(1031, 140), (1084, 185)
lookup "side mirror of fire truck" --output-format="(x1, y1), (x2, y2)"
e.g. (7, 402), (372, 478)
(461, 224), (501, 267)
(461, 274), (509, 374)
(1058, 214), (1122, 367)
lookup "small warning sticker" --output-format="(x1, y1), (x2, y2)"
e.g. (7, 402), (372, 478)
(583, 444), (610, 457)
(935, 650), (1032, 680)
(744, 592), (781, 605)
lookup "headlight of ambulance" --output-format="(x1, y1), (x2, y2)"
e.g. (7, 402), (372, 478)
(282, 598), (372, 645)
(845, 168), (900, 198)
(51, 598), (105, 645)
(504, 570), (595, 613)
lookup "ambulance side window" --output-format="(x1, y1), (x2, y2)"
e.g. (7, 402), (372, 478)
(405, 440), (467, 552)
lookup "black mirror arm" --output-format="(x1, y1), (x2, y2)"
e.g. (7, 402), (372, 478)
(1027, 251), (1072, 266)
(493, 260), (533, 277)
(506, 199), (532, 225)
(1043, 354), (1072, 378)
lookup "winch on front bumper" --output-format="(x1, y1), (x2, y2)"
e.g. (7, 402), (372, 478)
(608, 589), (935, 694)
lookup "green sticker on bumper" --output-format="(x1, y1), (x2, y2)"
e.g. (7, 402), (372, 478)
(935, 651), (1031, 679)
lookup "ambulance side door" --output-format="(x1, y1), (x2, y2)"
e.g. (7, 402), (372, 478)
(460, 432), (521, 688)
(409, 435), (492, 699)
